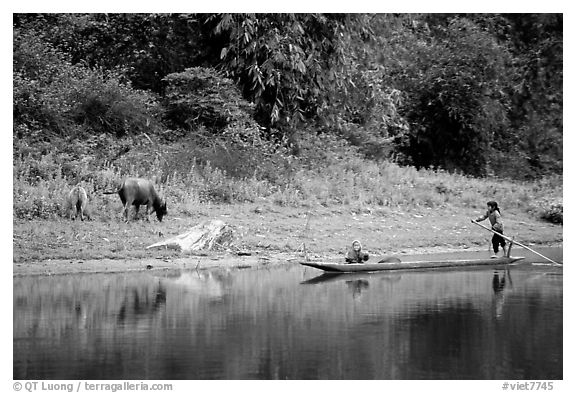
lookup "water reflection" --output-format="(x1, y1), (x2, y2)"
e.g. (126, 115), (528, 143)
(346, 279), (369, 300)
(492, 270), (509, 319)
(13, 263), (562, 380)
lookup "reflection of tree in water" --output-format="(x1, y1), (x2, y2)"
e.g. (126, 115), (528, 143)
(346, 279), (369, 299)
(400, 302), (486, 378)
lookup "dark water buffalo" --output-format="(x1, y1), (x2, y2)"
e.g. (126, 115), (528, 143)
(67, 185), (89, 221)
(105, 178), (167, 222)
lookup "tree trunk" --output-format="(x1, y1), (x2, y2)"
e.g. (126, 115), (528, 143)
(147, 219), (234, 252)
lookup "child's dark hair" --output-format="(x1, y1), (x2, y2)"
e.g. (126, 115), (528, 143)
(487, 200), (501, 214)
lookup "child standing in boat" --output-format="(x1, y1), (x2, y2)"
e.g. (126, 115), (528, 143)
(345, 240), (370, 263)
(472, 201), (508, 258)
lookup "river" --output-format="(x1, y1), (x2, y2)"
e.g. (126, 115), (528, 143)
(13, 248), (562, 379)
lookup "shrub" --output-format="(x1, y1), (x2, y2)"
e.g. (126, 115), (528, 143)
(13, 180), (64, 219)
(162, 67), (297, 183)
(387, 18), (513, 176)
(162, 67), (254, 133)
(14, 28), (161, 138)
(540, 203), (563, 224)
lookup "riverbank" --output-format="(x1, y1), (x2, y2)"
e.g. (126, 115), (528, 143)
(13, 202), (563, 276)
(13, 245), (564, 276)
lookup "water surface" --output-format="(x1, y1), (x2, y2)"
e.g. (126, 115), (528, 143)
(13, 250), (562, 379)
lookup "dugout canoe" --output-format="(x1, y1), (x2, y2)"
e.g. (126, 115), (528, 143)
(300, 256), (525, 273)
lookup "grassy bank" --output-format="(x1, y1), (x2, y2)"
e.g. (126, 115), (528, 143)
(13, 134), (562, 265)
(13, 134), (562, 222)
(13, 201), (563, 265)
(13, 173), (563, 264)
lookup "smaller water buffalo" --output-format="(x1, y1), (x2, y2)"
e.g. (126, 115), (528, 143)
(106, 178), (167, 222)
(67, 185), (89, 221)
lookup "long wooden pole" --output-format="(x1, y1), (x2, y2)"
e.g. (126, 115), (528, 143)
(303, 211), (311, 262)
(471, 220), (561, 266)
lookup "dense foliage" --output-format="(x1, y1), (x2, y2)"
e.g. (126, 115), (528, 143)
(13, 13), (562, 184)
(382, 18), (513, 176)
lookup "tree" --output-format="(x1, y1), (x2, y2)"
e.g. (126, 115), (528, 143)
(13, 26), (161, 139)
(14, 14), (218, 94)
(504, 14), (563, 177)
(382, 16), (513, 176)
(13, 13), (562, 179)
(212, 14), (362, 131)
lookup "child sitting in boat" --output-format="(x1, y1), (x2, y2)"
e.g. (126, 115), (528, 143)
(472, 200), (508, 258)
(345, 240), (370, 264)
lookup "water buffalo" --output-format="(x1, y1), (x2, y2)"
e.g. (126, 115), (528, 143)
(105, 178), (167, 222)
(67, 185), (89, 221)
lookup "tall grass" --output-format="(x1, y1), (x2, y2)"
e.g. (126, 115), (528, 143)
(13, 133), (562, 223)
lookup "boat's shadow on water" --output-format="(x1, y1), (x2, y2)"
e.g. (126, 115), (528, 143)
(300, 263), (520, 285)
(301, 271), (402, 285)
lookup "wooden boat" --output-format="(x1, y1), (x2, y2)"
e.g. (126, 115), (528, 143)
(300, 256), (525, 273)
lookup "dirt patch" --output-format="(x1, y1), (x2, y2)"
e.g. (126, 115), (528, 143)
(12, 252), (295, 276)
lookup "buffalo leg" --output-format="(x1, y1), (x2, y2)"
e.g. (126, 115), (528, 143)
(77, 201), (84, 221)
(122, 201), (132, 222)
